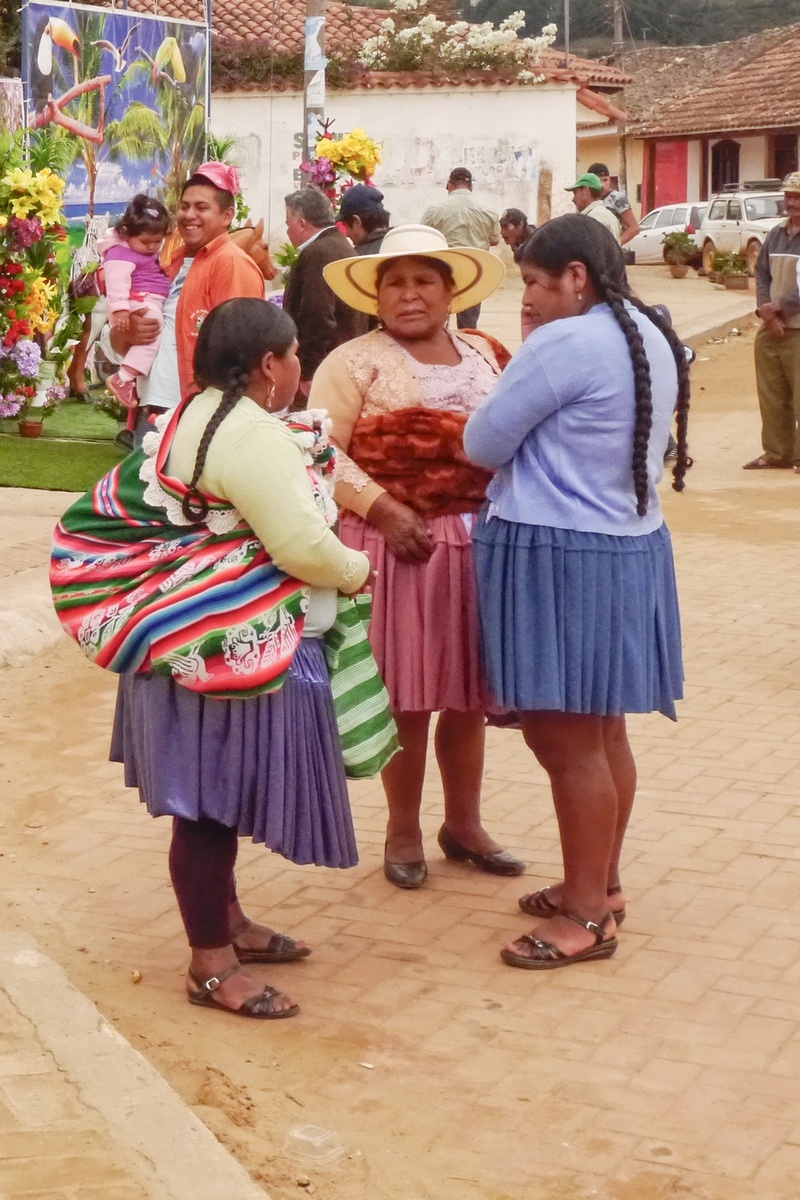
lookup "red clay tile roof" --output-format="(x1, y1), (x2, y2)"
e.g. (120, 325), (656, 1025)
(626, 21), (800, 136)
(90, 0), (629, 90)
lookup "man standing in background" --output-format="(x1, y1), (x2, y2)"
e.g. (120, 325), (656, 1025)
(744, 172), (800, 470)
(565, 173), (622, 244)
(588, 162), (640, 246)
(421, 167), (500, 329)
(283, 189), (359, 395)
(499, 208), (536, 260)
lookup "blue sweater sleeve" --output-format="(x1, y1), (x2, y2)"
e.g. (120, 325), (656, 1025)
(464, 340), (562, 468)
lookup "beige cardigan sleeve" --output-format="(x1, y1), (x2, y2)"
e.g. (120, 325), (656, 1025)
(310, 344), (387, 519)
(211, 418), (370, 593)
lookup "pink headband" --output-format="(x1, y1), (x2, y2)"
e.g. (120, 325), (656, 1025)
(195, 161), (241, 197)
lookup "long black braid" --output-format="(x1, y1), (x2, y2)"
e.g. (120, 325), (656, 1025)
(599, 270), (652, 515)
(518, 215), (692, 516)
(626, 293), (693, 495)
(179, 298), (297, 524)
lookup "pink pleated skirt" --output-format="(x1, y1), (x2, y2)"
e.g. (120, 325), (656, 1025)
(339, 510), (485, 713)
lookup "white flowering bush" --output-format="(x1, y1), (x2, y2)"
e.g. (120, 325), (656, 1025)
(359, 0), (557, 80)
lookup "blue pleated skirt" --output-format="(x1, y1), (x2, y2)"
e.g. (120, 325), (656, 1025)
(109, 639), (358, 867)
(472, 512), (684, 720)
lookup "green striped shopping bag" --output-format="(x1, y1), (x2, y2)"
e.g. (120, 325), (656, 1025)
(324, 594), (399, 779)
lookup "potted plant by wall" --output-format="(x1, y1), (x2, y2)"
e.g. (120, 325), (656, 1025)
(662, 231), (699, 279)
(715, 251), (750, 290)
(719, 250), (753, 290)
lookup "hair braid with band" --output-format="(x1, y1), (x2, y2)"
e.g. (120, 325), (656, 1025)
(598, 271), (653, 515)
(178, 297), (298, 524)
(181, 364), (251, 523)
(625, 293), (693, 494)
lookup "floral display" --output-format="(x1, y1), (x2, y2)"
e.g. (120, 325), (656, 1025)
(359, 0), (557, 80)
(2, 166), (66, 227)
(315, 128), (382, 184)
(298, 153), (339, 202)
(0, 138), (70, 422)
(298, 126), (382, 216)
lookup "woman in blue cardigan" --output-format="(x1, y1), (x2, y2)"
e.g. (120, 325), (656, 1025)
(464, 215), (691, 971)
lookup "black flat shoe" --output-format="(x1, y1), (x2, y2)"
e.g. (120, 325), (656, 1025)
(383, 858), (427, 889)
(437, 825), (526, 877)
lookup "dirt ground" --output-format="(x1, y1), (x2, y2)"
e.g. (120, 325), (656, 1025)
(4, 325), (800, 1200)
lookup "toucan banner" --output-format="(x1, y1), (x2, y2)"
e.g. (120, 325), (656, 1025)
(23, 1), (209, 220)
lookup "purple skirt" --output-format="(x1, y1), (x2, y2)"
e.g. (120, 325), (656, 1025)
(109, 639), (358, 868)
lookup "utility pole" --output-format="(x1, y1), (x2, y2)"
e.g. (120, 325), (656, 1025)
(302, 0), (327, 174)
(612, 0), (624, 63)
(611, 0), (626, 194)
(564, 0), (570, 68)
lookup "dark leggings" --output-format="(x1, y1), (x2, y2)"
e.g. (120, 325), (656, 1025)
(169, 817), (239, 949)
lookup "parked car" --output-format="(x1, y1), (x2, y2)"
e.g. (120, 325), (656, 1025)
(627, 203), (707, 265)
(698, 186), (785, 275)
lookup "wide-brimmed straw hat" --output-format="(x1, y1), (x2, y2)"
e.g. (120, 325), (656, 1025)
(323, 223), (505, 316)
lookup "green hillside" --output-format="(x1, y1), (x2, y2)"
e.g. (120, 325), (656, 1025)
(470, 0), (800, 49)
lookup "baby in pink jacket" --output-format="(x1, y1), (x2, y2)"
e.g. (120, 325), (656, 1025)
(100, 194), (171, 410)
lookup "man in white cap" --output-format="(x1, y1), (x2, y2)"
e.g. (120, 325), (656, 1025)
(745, 172), (800, 470)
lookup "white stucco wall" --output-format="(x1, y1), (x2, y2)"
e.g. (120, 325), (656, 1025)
(210, 83), (578, 249)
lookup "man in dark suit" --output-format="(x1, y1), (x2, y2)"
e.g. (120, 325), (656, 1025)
(283, 189), (361, 396)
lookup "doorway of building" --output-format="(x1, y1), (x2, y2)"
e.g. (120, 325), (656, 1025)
(711, 139), (740, 192)
(770, 134), (798, 182)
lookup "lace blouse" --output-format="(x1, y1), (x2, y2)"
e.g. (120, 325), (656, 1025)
(394, 336), (499, 414)
(309, 329), (501, 517)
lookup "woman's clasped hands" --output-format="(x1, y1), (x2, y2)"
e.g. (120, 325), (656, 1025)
(367, 492), (434, 563)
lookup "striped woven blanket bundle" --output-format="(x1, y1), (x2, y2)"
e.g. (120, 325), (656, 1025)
(50, 405), (310, 699)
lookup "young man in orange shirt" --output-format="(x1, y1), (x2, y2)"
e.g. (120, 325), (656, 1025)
(108, 162), (264, 444)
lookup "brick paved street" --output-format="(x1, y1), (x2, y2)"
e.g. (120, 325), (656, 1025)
(2, 284), (800, 1200)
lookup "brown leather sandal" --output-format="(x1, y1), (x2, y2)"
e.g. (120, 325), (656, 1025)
(187, 964), (299, 1018)
(232, 927), (312, 964)
(742, 455), (792, 469)
(518, 885), (626, 926)
(500, 911), (618, 971)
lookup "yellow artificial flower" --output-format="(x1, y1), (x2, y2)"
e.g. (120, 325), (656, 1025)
(3, 167), (34, 192)
(10, 195), (33, 219)
(315, 129), (381, 181)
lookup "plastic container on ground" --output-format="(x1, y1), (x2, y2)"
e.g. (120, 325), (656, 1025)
(283, 1124), (345, 1165)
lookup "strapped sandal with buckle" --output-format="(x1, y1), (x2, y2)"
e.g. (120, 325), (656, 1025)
(501, 911), (618, 971)
(518, 885), (626, 926)
(187, 964), (299, 1019)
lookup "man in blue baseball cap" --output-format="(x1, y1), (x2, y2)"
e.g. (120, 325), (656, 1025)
(565, 173), (621, 243)
(338, 183), (391, 255)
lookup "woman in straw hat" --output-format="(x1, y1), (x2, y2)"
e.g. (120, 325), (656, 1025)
(312, 224), (525, 889)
